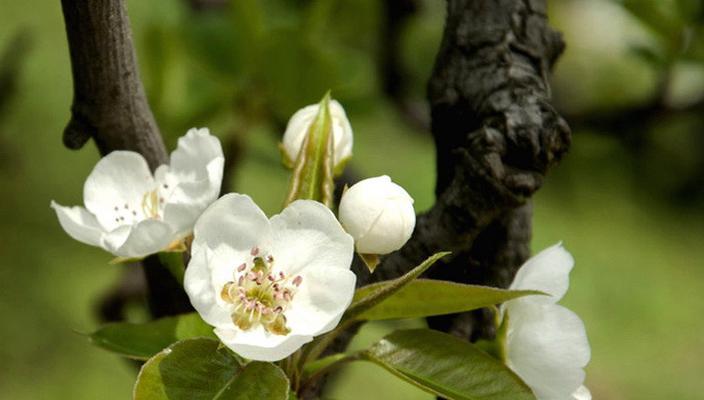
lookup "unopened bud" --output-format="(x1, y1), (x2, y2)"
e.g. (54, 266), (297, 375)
(338, 175), (415, 255)
(281, 99), (353, 169)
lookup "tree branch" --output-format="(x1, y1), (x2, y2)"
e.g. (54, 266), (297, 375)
(304, 1), (570, 395)
(370, 0), (569, 285)
(61, 0), (192, 319)
(61, 0), (167, 169)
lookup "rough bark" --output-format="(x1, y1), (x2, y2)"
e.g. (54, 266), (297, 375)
(370, 0), (569, 285)
(61, 0), (192, 318)
(415, 0), (569, 341)
(61, 0), (167, 169)
(306, 1), (570, 396)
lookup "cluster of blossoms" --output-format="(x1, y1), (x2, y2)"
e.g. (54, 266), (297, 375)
(52, 98), (590, 399)
(52, 99), (415, 361)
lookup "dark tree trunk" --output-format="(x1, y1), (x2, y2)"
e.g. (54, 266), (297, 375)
(305, 1), (570, 397)
(60, 0), (192, 319)
(420, 0), (568, 342)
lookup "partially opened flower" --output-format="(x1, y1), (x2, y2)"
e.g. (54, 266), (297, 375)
(338, 175), (415, 255)
(503, 244), (591, 400)
(282, 99), (353, 168)
(184, 194), (356, 361)
(51, 128), (224, 259)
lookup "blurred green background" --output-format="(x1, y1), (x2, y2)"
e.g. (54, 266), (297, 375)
(0, 0), (703, 399)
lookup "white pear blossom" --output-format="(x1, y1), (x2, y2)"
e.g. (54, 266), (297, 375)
(184, 194), (356, 362)
(51, 128), (224, 259)
(504, 244), (591, 400)
(338, 175), (415, 255)
(282, 99), (353, 168)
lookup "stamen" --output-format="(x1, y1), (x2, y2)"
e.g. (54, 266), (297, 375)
(224, 251), (300, 336)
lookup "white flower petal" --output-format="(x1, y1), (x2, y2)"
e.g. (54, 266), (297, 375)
(506, 302), (591, 400)
(50, 202), (105, 247)
(286, 266), (356, 336)
(214, 327), (313, 362)
(102, 225), (132, 252)
(572, 385), (591, 400)
(162, 202), (203, 238)
(110, 220), (173, 258)
(329, 100), (354, 165)
(269, 200), (354, 276)
(282, 99), (353, 166)
(509, 243), (574, 303)
(192, 193), (271, 253)
(184, 247), (233, 328)
(83, 151), (156, 230)
(170, 128), (224, 183)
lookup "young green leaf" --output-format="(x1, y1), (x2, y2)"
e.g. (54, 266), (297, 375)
(89, 313), (215, 360)
(363, 329), (536, 400)
(353, 279), (544, 321)
(343, 252), (450, 321)
(283, 92), (335, 208)
(134, 338), (289, 400)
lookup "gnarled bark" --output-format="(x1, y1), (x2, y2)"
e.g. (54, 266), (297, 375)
(306, 1), (570, 397)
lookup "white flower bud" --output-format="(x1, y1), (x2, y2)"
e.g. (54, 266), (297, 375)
(338, 175), (415, 255)
(282, 99), (353, 168)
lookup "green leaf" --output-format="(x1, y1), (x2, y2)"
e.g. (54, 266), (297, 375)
(343, 252), (450, 321)
(363, 329), (535, 400)
(283, 92), (335, 208)
(89, 313), (215, 360)
(134, 338), (290, 400)
(353, 279), (543, 321)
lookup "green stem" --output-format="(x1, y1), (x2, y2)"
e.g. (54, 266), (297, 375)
(298, 352), (363, 396)
(298, 319), (360, 371)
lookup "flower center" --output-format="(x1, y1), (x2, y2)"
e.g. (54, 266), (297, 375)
(220, 247), (303, 335)
(109, 184), (170, 225)
(141, 189), (162, 220)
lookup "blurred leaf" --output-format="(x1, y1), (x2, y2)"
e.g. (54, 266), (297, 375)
(183, 11), (249, 81)
(622, 0), (684, 42)
(676, 0), (704, 25)
(134, 338), (289, 400)
(629, 43), (667, 67)
(89, 313), (215, 360)
(260, 27), (339, 118)
(344, 252), (450, 322)
(353, 279), (543, 321)
(363, 329), (535, 400)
